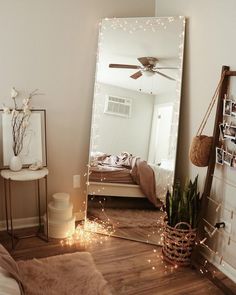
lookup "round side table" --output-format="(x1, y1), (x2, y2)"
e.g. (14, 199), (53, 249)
(0, 168), (49, 249)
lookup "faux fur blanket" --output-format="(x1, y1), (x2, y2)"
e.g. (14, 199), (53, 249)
(17, 252), (111, 295)
(0, 244), (24, 294)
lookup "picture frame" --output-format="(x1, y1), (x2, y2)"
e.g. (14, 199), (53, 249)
(216, 147), (223, 165)
(0, 109), (47, 169)
(223, 99), (232, 116)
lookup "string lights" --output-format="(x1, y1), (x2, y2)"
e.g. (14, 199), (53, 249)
(91, 16), (185, 153)
(76, 17), (189, 275)
(61, 218), (115, 247)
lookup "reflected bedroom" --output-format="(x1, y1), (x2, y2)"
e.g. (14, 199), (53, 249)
(87, 17), (184, 245)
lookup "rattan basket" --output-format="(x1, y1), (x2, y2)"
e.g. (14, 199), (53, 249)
(162, 221), (197, 266)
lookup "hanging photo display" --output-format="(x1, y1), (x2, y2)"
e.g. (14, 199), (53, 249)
(216, 147), (235, 167)
(217, 96), (236, 167)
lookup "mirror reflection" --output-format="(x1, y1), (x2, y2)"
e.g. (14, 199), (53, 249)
(87, 17), (185, 245)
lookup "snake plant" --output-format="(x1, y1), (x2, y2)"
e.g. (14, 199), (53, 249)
(165, 176), (201, 229)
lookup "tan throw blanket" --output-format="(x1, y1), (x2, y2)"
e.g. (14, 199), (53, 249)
(130, 158), (159, 207)
(17, 252), (111, 295)
(90, 152), (160, 207)
(0, 244), (24, 295)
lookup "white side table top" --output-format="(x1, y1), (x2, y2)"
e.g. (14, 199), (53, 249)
(0, 168), (49, 181)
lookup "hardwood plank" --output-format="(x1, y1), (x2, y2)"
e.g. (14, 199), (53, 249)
(0, 227), (224, 294)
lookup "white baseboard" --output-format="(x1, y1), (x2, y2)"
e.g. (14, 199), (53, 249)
(0, 216), (39, 231)
(0, 212), (85, 231)
(200, 251), (236, 284)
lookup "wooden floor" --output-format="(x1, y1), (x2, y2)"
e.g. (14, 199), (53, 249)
(0, 227), (224, 295)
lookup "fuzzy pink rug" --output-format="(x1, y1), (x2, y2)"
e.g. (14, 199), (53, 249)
(17, 252), (111, 295)
(88, 208), (165, 228)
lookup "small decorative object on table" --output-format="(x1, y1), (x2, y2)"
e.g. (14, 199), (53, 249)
(2, 87), (42, 171)
(162, 176), (201, 266)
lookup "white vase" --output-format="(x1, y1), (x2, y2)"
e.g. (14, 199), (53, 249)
(9, 156), (22, 171)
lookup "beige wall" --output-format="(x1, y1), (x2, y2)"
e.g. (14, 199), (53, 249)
(92, 83), (154, 160)
(156, 0), (236, 281)
(0, 0), (155, 221)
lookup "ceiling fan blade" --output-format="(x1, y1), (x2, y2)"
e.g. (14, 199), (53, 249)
(138, 57), (158, 67)
(109, 64), (140, 69)
(130, 71), (143, 79)
(155, 70), (176, 81)
(155, 67), (179, 70)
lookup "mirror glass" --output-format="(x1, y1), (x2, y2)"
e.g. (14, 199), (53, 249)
(86, 17), (185, 245)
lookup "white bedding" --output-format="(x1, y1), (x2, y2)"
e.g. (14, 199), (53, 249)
(149, 160), (174, 202)
(0, 266), (21, 295)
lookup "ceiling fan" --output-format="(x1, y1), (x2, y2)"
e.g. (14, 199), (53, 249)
(109, 57), (178, 81)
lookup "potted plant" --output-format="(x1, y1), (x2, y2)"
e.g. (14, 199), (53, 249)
(162, 176), (201, 266)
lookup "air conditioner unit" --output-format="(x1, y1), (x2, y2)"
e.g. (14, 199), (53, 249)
(104, 95), (132, 118)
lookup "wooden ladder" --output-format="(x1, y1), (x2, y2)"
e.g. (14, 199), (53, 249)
(195, 65), (236, 295)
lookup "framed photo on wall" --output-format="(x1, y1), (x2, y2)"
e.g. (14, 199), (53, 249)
(0, 109), (47, 168)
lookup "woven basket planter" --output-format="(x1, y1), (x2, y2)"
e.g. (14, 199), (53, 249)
(162, 221), (197, 266)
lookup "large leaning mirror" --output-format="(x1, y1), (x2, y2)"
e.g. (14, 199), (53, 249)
(86, 17), (185, 245)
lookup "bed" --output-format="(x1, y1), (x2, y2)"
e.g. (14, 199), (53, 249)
(88, 152), (161, 207)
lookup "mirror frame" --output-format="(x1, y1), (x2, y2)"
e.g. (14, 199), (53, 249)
(86, 16), (186, 244)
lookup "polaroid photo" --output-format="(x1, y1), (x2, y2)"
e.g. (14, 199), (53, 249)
(224, 124), (236, 140)
(231, 155), (236, 168)
(224, 151), (233, 166)
(223, 99), (232, 116)
(219, 123), (226, 140)
(216, 147), (223, 165)
(231, 101), (236, 117)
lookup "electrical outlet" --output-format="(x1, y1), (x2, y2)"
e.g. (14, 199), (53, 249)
(222, 220), (232, 234)
(73, 175), (80, 188)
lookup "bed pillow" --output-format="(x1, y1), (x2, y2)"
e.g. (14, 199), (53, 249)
(0, 244), (24, 295)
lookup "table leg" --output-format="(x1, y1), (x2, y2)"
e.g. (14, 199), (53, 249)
(45, 175), (49, 241)
(8, 179), (14, 249)
(4, 179), (9, 232)
(37, 179), (41, 231)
